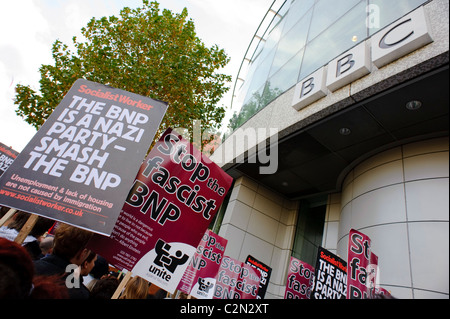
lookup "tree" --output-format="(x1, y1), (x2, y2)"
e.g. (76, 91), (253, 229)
(14, 0), (231, 148)
(227, 81), (282, 133)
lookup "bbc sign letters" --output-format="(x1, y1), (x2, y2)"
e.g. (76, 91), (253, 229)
(292, 6), (433, 111)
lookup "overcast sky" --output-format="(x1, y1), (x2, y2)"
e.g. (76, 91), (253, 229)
(0, 0), (273, 152)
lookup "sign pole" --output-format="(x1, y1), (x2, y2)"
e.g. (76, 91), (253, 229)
(111, 271), (132, 299)
(14, 214), (39, 245)
(0, 208), (16, 227)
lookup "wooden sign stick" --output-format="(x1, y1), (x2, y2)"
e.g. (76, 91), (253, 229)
(111, 271), (132, 299)
(0, 208), (16, 227)
(14, 214), (39, 245)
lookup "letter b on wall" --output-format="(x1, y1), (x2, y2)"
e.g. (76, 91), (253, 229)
(292, 67), (327, 111)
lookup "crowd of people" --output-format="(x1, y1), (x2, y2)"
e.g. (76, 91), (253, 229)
(0, 207), (169, 299)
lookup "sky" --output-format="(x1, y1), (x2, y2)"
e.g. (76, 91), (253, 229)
(0, 0), (273, 152)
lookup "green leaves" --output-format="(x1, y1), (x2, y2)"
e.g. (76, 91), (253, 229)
(14, 0), (231, 146)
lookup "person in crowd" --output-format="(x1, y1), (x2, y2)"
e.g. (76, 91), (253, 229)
(39, 236), (54, 257)
(68, 250), (97, 299)
(178, 292), (189, 299)
(34, 223), (93, 299)
(0, 211), (54, 260)
(119, 275), (149, 299)
(85, 255), (109, 291)
(0, 238), (67, 299)
(89, 275), (120, 299)
(147, 286), (168, 299)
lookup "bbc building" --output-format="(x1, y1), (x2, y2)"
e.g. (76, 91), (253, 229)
(210, 0), (449, 298)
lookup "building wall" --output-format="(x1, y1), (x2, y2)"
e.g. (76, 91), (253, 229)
(212, 0), (449, 168)
(218, 137), (448, 299)
(213, 0), (449, 300)
(336, 137), (449, 299)
(322, 193), (342, 256)
(218, 176), (299, 299)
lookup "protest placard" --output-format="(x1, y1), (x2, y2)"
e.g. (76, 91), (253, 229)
(373, 286), (392, 298)
(213, 256), (260, 299)
(0, 79), (168, 235)
(87, 128), (233, 293)
(245, 255), (272, 299)
(368, 252), (379, 297)
(284, 256), (314, 299)
(311, 247), (347, 299)
(177, 229), (228, 299)
(0, 142), (18, 177)
(347, 228), (377, 299)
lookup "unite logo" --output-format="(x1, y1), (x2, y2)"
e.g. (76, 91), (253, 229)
(148, 239), (189, 282)
(198, 277), (214, 293)
(193, 277), (217, 299)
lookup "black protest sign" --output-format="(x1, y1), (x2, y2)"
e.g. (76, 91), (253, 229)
(0, 143), (19, 176)
(311, 247), (347, 299)
(0, 79), (168, 235)
(245, 255), (272, 299)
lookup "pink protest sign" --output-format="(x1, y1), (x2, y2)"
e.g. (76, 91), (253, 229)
(213, 256), (260, 299)
(284, 256), (315, 299)
(347, 228), (373, 299)
(88, 128), (233, 293)
(177, 229), (227, 299)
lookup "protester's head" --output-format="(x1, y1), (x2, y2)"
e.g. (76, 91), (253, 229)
(39, 236), (54, 256)
(89, 255), (109, 280)
(5, 211), (30, 231)
(6, 211), (54, 239)
(80, 250), (97, 276)
(0, 238), (67, 299)
(152, 288), (169, 299)
(29, 216), (55, 239)
(52, 223), (93, 265)
(0, 238), (34, 298)
(89, 276), (120, 299)
(178, 292), (189, 299)
(119, 276), (149, 299)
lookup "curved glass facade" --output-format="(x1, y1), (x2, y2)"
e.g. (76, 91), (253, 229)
(229, 0), (428, 131)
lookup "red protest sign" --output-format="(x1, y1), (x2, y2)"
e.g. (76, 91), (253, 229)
(87, 128), (233, 293)
(374, 286), (392, 299)
(367, 252), (379, 297)
(347, 228), (373, 299)
(177, 229), (227, 299)
(284, 256), (315, 299)
(213, 256), (260, 299)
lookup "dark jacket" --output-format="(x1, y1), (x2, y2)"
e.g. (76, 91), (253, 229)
(34, 254), (90, 299)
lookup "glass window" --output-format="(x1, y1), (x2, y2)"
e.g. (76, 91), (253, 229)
(261, 15), (288, 64)
(299, 1), (367, 80)
(268, 48), (304, 94)
(368, 0), (428, 35)
(231, 0), (429, 132)
(291, 196), (327, 266)
(270, 9), (312, 77)
(307, 0), (364, 42)
(282, 0), (315, 35)
(242, 48), (276, 105)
